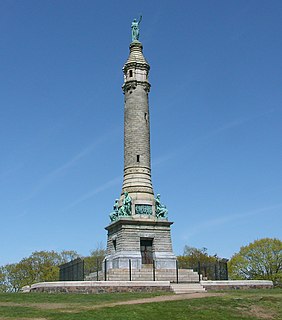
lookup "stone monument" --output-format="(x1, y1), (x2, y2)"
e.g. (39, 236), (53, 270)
(104, 18), (177, 273)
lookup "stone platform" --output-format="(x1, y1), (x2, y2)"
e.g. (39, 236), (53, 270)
(26, 279), (273, 294)
(30, 281), (172, 294)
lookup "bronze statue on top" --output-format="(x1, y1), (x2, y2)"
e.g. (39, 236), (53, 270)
(131, 15), (142, 41)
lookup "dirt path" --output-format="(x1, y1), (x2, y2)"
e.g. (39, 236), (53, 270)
(96, 292), (222, 308)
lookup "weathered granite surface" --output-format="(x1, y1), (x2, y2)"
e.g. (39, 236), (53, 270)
(105, 219), (176, 270)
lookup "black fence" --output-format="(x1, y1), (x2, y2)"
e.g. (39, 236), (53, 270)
(178, 259), (229, 281)
(59, 258), (228, 282)
(84, 258), (104, 279)
(59, 257), (104, 281)
(59, 258), (85, 281)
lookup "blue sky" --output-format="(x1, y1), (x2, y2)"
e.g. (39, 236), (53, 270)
(1, 0), (281, 265)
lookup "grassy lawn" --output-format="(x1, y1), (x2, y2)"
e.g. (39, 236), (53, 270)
(0, 289), (281, 319)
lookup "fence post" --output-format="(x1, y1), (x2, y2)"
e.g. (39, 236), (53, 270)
(198, 261), (201, 282)
(82, 260), (85, 281)
(176, 260), (179, 284)
(204, 266), (207, 279)
(153, 260), (156, 281)
(96, 258), (99, 281)
(104, 259), (107, 281)
(129, 259), (132, 281)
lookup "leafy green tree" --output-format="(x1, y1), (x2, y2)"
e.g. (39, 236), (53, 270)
(0, 263), (28, 292)
(59, 250), (81, 264)
(0, 250), (80, 292)
(0, 265), (10, 292)
(228, 238), (282, 286)
(177, 246), (228, 280)
(84, 243), (106, 276)
(178, 246), (217, 269)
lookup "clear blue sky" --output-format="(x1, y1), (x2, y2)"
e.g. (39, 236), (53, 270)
(1, 0), (281, 265)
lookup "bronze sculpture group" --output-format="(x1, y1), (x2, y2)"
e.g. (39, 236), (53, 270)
(110, 192), (168, 222)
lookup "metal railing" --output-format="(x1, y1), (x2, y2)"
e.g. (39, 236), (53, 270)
(178, 259), (228, 281)
(60, 257), (228, 282)
(59, 258), (84, 281)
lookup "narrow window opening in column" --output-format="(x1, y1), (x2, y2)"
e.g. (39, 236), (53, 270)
(137, 155), (140, 163)
(144, 113), (148, 122)
(129, 70), (133, 77)
(113, 240), (117, 251)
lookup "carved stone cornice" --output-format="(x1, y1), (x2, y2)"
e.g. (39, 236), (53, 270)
(123, 62), (150, 72)
(122, 80), (151, 93)
(106, 218), (174, 231)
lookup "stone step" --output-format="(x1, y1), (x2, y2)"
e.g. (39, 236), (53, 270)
(86, 268), (200, 282)
(170, 283), (206, 294)
(107, 272), (198, 277)
(107, 268), (196, 273)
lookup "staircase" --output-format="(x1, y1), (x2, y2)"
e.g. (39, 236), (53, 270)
(85, 268), (207, 294)
(170, 283), (206, 294)
(86, 268), (200, 282)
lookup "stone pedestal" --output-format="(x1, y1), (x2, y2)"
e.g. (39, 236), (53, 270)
(105, 218), (176, 270)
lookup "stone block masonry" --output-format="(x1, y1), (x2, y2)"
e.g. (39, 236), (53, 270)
(30, 281), (172, 294)
(27, 279), (273, 294)
(105, 219), (176, 270)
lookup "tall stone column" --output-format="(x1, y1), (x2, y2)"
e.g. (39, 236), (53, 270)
(121, 40), (155, 208)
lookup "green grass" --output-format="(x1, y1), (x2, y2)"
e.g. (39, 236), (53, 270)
(0, 291), (167, 305)
(0, 289), (281, 320)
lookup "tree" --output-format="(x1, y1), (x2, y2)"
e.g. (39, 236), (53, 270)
(0, 250), (80, 292)
(177, 246), (228, 280)
(0, 263), (29, 292)
(228, 238), (282, 286)
(178, 246), (217, 269)
(60, 250), (81, 264)
(84, 243), (106, 275)
(0, 265), (10, 292)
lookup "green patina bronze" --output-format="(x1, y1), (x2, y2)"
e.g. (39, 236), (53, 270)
(131, 15), (142, 41)
(109, 192), (132, 222)
(118, 192), (132, 216)
(155, 194), (168, 219)
(135, 204), (152, 215)
(109, 199), (119, 222)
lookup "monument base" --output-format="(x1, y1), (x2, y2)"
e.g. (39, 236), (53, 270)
(105, 218), (177, 271)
